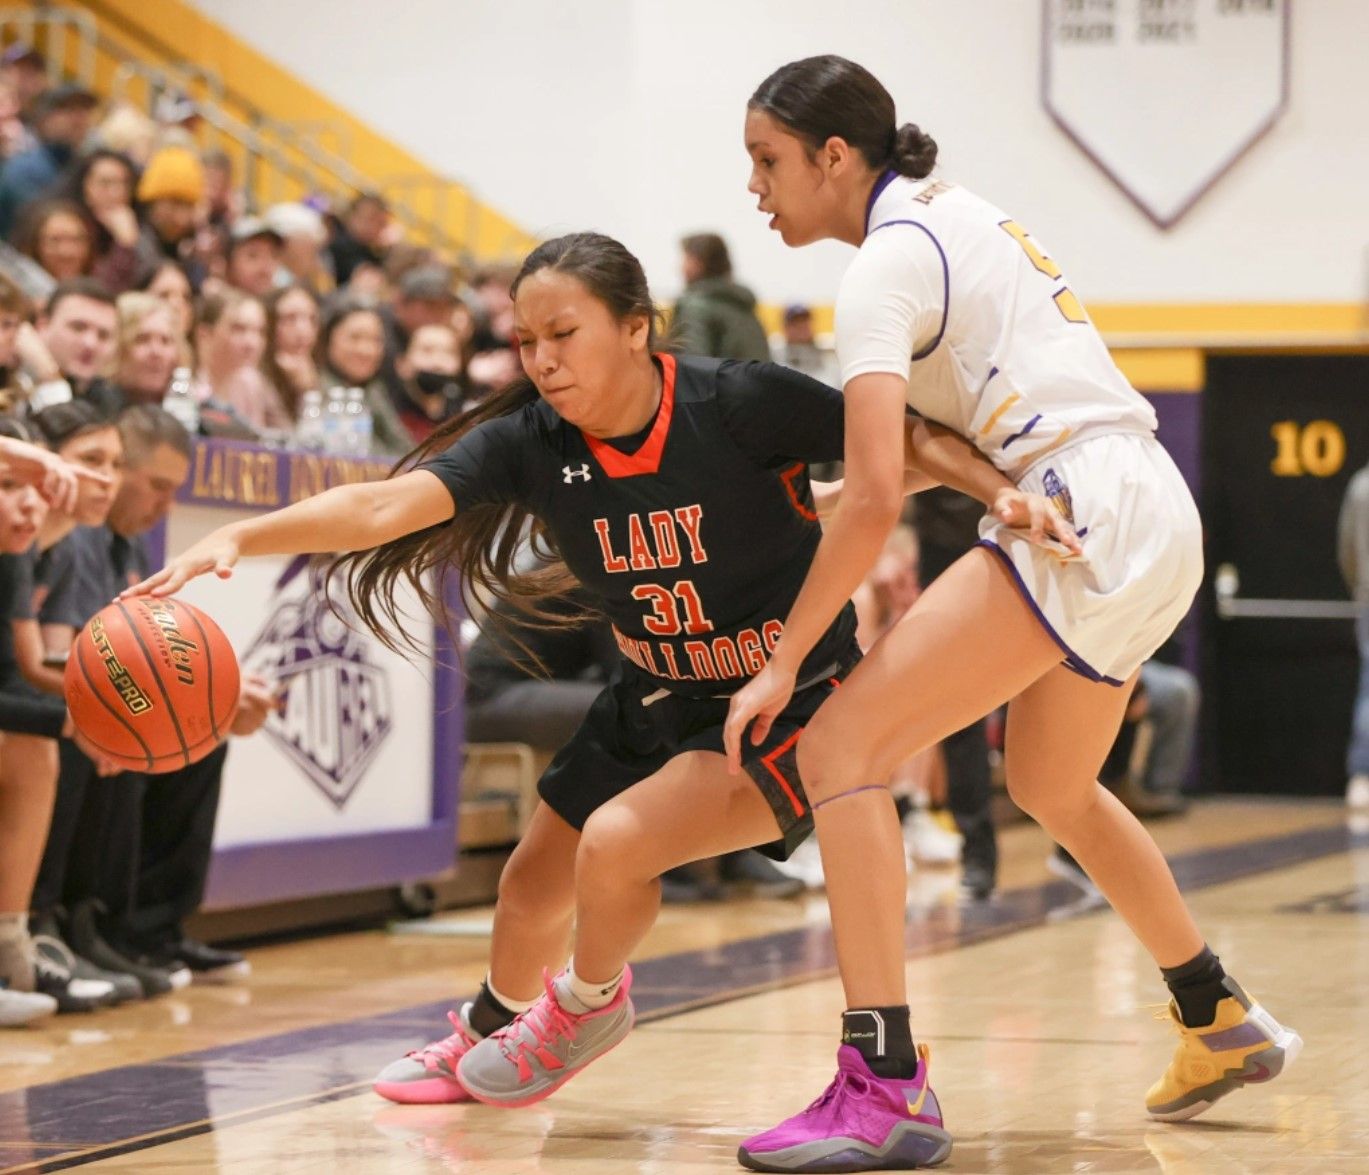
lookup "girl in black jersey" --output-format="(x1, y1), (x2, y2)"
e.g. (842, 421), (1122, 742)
(125, 233), (1071, 1107)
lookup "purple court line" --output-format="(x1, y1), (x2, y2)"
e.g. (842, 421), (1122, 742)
(0, 817), (1358, 1174)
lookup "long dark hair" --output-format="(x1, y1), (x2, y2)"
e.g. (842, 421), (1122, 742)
(750, 55), (938, 179)
(60, 148), (138, 254)
(261, 282), (321, 419)
(329, 231), (662, 662)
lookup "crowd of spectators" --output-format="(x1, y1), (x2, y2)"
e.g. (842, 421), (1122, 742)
(0, 48), (521, 1028)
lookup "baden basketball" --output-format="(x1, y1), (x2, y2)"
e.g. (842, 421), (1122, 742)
(64, 597), (241, 774)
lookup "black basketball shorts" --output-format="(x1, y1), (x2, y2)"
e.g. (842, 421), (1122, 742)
(535, 640), (862, 861)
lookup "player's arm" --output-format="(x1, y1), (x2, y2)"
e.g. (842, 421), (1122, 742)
(905, 418), (1080, 549)
(122, 470), (457, 598)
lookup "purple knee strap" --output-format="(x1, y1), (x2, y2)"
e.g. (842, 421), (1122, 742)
(812, 784), (890, 811)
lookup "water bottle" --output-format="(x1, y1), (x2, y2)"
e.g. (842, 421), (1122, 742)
(296, 389), (324, 451)
(343, 386), (373, 456)
(162, 366), (199, 435)
(322, 387), (347, 454)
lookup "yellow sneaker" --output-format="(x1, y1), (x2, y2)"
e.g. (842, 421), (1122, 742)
(1146, 978), (1302, 1121)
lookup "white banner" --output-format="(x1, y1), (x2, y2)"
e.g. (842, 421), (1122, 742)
(1043, 0), (1288, 227)
(167, 504), (435, 848)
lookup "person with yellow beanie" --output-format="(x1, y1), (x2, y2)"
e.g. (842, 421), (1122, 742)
(134, 146), (204, 273)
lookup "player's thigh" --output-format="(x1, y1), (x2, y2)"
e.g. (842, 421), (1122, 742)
(800, 547), (1060, 789)
(1004, 664), (1138, 817)
(578, 749), (781, 880)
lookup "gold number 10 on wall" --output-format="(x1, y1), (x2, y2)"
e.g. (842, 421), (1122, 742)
(1269, 420), (1346, 477)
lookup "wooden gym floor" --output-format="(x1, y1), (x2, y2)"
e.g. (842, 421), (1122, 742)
(2, 798), (1365, 1174)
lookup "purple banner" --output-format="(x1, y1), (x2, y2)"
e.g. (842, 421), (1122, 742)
(178, 436), (396, 512)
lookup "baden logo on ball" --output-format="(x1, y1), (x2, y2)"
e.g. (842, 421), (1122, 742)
(65, 597), (241, 774)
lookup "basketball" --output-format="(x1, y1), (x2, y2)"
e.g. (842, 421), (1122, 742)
(64, 598), (241, 774)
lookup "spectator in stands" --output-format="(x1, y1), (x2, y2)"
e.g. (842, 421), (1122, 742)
(261, 283), (320, 421)
(672, 232), (770, 361)
(23, 279), (118, 405)
(12, 198), (95, 284)
(90, 102), (156, 168)
(12, 402), (122, 699)
(317, 297), (409, 455)
(464, 264), (520, 396)
(191, 221), (231, 298)
(1113, 656), (1198, 817)
(0, 272), (29, 414)
(133, 145), (204, 271)
(24, 402), (195, 1002)
(328, 192), (390, 285)
(264, 202), (331, 294)
(773, 303), (838, 385)
(1338, 461), (1369, 811)
(107, 406), (266, 981)
(380, 264), (456, 399)
(0, 43), (47, 129)
(201, 149), (242, 229)
(110, 293), (179, 409)
(134, 259), (195, 349)
(59, 149), (140, 293)
(0, 417), (120, 1017)
(0, 77), (32, 161)
(0, 83), (98, 237)
(225, 217), (283, 298)
(392, 265), (458, 345)
(194, 290), (288, 432)
(392, 322), (467, 443)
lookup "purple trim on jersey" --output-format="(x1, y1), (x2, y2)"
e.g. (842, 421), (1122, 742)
(976, 538), (1126, 687)
(984, 366), (999, 387)
(867, 219), (949, 361)
(863, 168), (899, 236)
(1001, 414), (1042, 450)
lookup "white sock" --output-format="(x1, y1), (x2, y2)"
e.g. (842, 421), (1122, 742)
(561, 959), (623, 1011)
(485, 974), (537, 1016)
(0, 913), (26, 944)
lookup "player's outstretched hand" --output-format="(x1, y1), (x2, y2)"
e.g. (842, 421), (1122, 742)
(723, 661), (798, 775)
(120, 532), (242, 599)
(992, 488), (1082, 556)
(0, 436), (111, 515)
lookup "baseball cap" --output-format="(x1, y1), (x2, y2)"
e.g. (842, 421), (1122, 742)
(229, 216), (285, 248)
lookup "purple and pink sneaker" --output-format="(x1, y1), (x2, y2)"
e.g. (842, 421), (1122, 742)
(738, 1044), (951, 1172)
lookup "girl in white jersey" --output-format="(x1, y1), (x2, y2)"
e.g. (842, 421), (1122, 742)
(725, 56), (1300, 1174)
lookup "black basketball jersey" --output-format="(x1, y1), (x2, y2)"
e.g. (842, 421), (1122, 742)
(424, 354), (856, 699)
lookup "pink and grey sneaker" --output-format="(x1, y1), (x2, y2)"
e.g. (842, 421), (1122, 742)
(456, 966), (634, 1108)
(373, 1004), (480, 1104)
(738, 1043), (952, 1172)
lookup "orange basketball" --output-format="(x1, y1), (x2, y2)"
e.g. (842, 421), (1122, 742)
(64, 597), (241, 774)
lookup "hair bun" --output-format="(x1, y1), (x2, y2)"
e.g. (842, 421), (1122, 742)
(892, 123), (938, 179)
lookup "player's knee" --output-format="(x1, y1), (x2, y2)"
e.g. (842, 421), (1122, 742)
(577, 806), (648, 885)
(1004, 763), (1054, 821)
(796, 721), (870, 804)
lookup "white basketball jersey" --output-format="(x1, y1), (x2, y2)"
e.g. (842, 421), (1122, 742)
(836, 174), (1156, 479)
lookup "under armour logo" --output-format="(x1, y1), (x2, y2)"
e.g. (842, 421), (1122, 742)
(562, 464), (592, 483)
